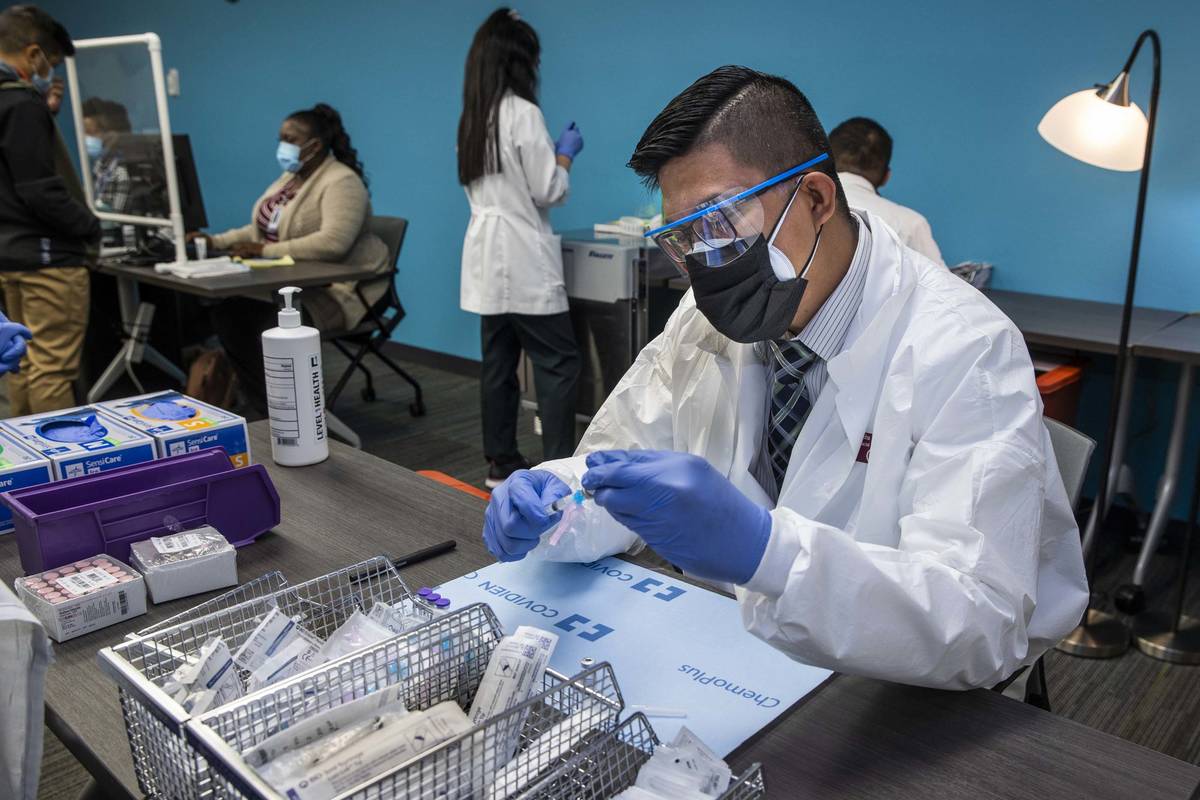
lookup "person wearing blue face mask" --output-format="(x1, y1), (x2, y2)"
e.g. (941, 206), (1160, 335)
(190, 103), (389, 414)
(82, 97), (133, 215)
(0, 5), (99, 414)
(481, 66), (1088, 695)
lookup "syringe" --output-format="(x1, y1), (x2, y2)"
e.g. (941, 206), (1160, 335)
(544, 488), (593, 515)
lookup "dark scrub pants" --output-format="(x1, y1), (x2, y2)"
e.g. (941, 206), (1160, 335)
(480, 311), (580, 463)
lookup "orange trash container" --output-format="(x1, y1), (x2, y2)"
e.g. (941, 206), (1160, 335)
(1034, 359), (1086, 426)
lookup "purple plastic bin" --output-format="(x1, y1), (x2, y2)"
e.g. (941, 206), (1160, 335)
(2, 447), (280, 574)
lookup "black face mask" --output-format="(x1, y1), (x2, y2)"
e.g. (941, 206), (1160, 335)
(683, 181), (819, 343)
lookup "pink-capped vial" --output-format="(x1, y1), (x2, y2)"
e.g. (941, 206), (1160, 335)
(45, 592), (64, 601)
(74, 560), (91, 568)
(36, 587), (54, 596)
(59, 566), (76, 574)
(117, 575), (134, 583)
(92, 559), (109, 567)
(42, 571), (59, 581)
(102, 564), (121, 573)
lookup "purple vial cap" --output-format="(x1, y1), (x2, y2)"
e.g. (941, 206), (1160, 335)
(417, 587), (433, 598)
(435, 598), (451, 609)
(426, 592), (442, 603)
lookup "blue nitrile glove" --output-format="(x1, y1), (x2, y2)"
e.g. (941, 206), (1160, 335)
(582, 450), (772, 585)
(483, 469), (573, 562)
(0, 315), (32, 375)
(554, 122), (583, 160)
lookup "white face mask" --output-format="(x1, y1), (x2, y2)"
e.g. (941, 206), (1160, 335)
(767, 182), (821, 282)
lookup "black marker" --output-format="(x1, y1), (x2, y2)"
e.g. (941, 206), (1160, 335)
(391, 540), (457, 570)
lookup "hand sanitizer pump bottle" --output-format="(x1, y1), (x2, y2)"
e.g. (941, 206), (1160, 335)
(262, 286), (329, 466)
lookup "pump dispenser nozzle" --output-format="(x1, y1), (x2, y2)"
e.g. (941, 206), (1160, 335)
(277, 286), (302, 328)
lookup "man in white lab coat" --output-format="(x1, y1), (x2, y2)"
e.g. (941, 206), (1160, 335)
(482, 66), (1088, 690)
(830, 116), (946, 266)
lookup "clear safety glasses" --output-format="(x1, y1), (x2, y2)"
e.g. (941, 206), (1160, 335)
(645, 152), (830, 270)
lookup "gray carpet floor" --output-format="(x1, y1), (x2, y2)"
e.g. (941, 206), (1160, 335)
(32, 345), (1200, 798)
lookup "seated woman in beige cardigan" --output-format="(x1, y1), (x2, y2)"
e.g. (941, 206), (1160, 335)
(189, 103), (388, 413)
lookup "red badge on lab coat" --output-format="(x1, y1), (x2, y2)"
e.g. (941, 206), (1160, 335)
(857, 432), (873, 464)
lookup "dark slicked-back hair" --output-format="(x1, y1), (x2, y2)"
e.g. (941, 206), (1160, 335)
(0, 5), (73, 58)
(829, 117), (892, 187)
(628, 65), (846, 214)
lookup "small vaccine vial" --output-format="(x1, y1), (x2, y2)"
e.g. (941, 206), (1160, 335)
(43, 571), (59, 581)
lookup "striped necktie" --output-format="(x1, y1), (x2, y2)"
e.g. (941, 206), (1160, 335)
(765, 339), (819, 492)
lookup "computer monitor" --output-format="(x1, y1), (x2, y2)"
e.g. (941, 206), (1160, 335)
(110, 133), (207, 231)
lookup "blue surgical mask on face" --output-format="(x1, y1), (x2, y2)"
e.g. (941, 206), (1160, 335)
(276, 141), (302, 173)
(29, 51), (53, 95)
(85, 135), (103, 159)
(30, 68), (52, 95)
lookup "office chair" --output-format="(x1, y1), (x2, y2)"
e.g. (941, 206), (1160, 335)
(995, 417), (1096, 711)
(323, 216), (425, 417)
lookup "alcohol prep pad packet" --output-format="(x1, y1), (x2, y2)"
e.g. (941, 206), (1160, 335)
(129, 526), (238, 603)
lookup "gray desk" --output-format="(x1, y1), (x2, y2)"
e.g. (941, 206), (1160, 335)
(1134, 313), (1200, 365)
(983, 289), (1186, 354)
(4, 421), (1198, 799)
(1121, 313), (1200, 589)
(89, 258), (370, 446)
(95, 258), (381, 300)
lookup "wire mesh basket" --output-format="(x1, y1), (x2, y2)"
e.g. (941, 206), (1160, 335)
(516, 712), (766, 800)
(97, 556), (427, 800)
(132, 570), (289, 639)
(186, 602), (626, 799)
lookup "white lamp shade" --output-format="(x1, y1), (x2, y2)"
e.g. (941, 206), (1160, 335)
(1038, 88), (1148, 172)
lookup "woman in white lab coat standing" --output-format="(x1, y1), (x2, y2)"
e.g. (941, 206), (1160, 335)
(458, 8), (583, 488)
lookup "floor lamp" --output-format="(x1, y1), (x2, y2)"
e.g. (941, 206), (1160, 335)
(1039, 30), (1160, 658)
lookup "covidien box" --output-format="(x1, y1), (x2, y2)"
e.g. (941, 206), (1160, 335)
(98, 391), (251, 467)
(1, 406), (157, 480)
(0, 429), (53, 534)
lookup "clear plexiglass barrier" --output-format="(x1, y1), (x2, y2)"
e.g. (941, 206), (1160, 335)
(66, 33), (185, 262)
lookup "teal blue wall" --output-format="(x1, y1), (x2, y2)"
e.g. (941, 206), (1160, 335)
(42, 0), (1200, 358)
(40, 0), (1200, 519)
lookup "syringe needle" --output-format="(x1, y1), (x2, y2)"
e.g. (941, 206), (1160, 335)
(545, 488), (593, 515)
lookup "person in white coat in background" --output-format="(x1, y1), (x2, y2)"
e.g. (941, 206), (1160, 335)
(482, 66), (1088, 691)
(458, 8), (583, 488)
(830, 116), (946, 266)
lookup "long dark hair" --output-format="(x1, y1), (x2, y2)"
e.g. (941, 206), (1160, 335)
(288, 103), (367, 186)
(457, 8), (540, 186)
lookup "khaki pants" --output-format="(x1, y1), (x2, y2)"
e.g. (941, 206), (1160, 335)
(0, 267), (89, 416)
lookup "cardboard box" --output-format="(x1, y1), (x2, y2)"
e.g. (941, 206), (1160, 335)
(0, 429), (54, 535)
(14, 555), (147, 641)
(98, 391), (251, 467)
(1, 406), (156, 480)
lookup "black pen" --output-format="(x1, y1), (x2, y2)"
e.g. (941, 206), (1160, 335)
(391, 540), (457, 570)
